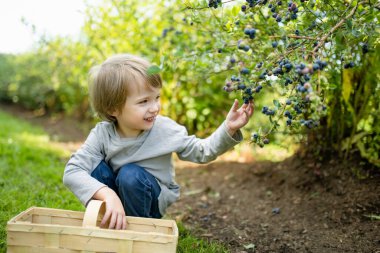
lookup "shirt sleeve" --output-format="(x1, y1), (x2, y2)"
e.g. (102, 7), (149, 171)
(177, 121), (243, 163)
(62, 124), (107, 206)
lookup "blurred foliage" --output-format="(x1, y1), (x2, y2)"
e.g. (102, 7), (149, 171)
(317, 48), (380, 167)
(0, 0), (379, 166)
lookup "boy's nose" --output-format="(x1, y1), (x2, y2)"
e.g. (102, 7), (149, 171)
(149, 102), (160, 112)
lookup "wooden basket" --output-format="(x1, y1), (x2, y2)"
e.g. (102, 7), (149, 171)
(7, 200), (178, 253)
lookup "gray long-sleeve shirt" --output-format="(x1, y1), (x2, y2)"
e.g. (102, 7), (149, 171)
(63, 115), (242, 215)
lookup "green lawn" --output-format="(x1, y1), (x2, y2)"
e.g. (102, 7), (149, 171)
(0, 110), (228, 252)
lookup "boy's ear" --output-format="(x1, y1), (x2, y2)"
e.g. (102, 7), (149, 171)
(109, 109), (119, 117)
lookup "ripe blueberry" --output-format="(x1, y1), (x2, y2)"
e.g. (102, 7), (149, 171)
(344, 61), (355, 69)
(237, 83), (246, 90)
(241, 67), (250, 75)
(362, 43), (369, 54)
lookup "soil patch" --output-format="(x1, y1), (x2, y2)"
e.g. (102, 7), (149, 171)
(168, 157), (379, 253)
(2, 103), (379, 253)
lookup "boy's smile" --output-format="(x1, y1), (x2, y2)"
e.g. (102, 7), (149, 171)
(144, 116), (156, 122)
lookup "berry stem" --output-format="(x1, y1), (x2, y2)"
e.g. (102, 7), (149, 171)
(308, 1), (362, 60)
(269, 35), (317, 40)
(262, 85), (297, 139)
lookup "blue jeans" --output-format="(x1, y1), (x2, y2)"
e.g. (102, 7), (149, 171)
(91, 161), (162, 218)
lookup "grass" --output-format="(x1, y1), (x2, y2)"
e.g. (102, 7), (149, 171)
(0, 109), (229, 253)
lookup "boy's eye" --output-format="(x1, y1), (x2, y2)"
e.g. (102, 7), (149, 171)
(156, 95), (161, 100)
(139, 100), (148, 104)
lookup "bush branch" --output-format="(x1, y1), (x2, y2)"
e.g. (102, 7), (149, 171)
(308, 2), (361, 59)
(269, 35), (317, 40)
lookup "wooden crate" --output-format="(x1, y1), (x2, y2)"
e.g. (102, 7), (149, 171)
(7, 200), (178, 253)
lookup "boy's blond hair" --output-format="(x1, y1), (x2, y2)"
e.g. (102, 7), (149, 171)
(89, 54), (162, 122)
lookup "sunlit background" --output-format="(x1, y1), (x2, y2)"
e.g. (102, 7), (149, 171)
(0, 0), (95, 54)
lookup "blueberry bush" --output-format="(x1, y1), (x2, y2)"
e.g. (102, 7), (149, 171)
(159, 0), (379, 165)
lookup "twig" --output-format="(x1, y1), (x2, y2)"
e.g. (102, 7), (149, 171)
(303, 4), (324, 24)
(308, 2), (362, 59)
(269, 35), (317, 40)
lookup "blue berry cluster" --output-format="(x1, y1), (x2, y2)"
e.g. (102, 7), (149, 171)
(208, 0), (222, 8)
(223, 72), (263, 104)
(240, 0), (312, 24)
(244, 28), (256, 39)
(274, 58), (293, 76)
(284, 110), (294, 125)
(238, 40), (251, 52)
(285, 77), (293, 86)
(293, 104), (303, 114)
(300, 119), (318, 129)
(262, 106), (275, 116)
(243, 87), (254, 104)
(287, 1), (299, 20)
(245, 0), (268, 9)
(251, 131), (269, 147)
(344, 61), (355, 69)
(362, 43), (369, 54)
(240, 67), (250, 75)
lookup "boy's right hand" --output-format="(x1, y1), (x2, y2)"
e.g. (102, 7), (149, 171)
(93, 187), (127, 230)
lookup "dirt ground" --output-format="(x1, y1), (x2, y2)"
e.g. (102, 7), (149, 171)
(2, 103), (379, 253)
(168, 157), (379, 253)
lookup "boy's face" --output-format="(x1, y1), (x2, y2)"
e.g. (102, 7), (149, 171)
(112, 82), (161, 138)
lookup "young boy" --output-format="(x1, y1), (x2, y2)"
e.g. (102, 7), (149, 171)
(63, 54), (254, 230)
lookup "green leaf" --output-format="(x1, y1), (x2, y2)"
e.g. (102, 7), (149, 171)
(273, 99), (280, 108)
(341, 132), (369, 151)
(147, 65), (161, 75)
(159, 55), (166, 69)
(346, 19), (353, 29)
(326, 84), (338, 90)
(342, 69), (353, 103)
(232, 5), (240, 16)
(363, 214), (380, 220)
(243, 243), (256, 250)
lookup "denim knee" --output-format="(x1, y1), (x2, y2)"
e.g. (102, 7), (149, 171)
(91, 160), (117, 192)
(116, 164), (149, 188)
(115, 163), (162, 218)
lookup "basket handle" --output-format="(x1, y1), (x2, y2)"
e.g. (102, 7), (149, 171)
(82, 200), (109, 228)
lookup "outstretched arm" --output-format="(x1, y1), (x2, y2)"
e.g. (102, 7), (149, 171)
(225, 99), (254, 137)
(176, 100), (252, 163)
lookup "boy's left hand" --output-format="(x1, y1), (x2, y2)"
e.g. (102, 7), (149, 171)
(226, 99), (254, 136)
